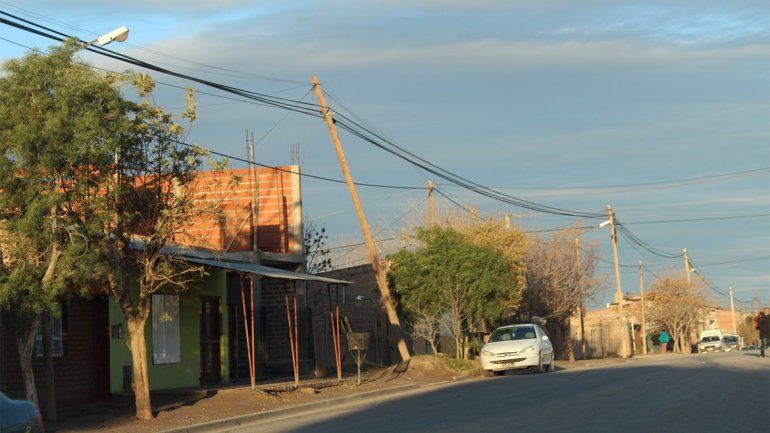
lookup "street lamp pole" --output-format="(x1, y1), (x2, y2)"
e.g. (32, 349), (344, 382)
(77, 26), (129, 50)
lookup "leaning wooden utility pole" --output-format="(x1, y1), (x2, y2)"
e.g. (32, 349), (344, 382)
(311, 76), (411, 365)
(427, 180), (435, 226)
(606, 204), (629, 358)
(638, 260), (647, 355)
(683, 248), (692, 286)
(729, 287), (737, 334)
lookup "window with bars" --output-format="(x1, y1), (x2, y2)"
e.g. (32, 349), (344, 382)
(35, 314), (64, 357)
(152, 294), (181, 364)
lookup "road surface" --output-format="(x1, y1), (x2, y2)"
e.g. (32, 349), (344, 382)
(224, 351), (770, 433)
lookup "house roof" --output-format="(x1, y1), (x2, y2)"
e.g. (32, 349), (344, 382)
(182, 256), (353, 285)
(130, 238), (352, 285)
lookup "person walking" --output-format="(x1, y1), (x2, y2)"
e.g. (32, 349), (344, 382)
(754, 307), (770, 357)
(658, 330), (671, 352)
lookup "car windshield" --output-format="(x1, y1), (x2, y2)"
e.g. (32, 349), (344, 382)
(724, 337), (738, 343)
(488, 326), (537, 342)
(701, 336), (720, 342)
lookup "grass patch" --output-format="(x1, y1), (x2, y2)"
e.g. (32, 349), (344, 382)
(439, 355), (482, 376)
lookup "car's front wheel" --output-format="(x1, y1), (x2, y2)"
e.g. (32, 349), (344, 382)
(482, 370), (494, 378)
(533, 352), (546, 374)
(546, 353), (555, 372)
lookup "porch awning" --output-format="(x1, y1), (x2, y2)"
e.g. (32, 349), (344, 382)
(181, 256), (353, 285)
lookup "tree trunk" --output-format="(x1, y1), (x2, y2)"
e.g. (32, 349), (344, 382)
(42, 311), (57, 421)
(16, 319), (40, 410)
(560, 317), (574, 361)
(127, 316), (153, 420)
(579, 304), (587, 360)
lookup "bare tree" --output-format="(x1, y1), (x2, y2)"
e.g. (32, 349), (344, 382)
(647, 276), (708, 353)
(304, 218), (332, 274)
(523, 227), (601, 360)
(406, 309), (441, 356)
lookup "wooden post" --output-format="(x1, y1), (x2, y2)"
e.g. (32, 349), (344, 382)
(249, 276), (257, 386)
(427, 180), (435, 226)
(639, 260), (648, 355)
(311, 76), (411, 365)
(284, 282), (300, 384)
(240, 276), (255, 389)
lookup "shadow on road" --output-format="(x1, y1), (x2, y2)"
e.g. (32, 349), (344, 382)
(277, 355), (770, 433)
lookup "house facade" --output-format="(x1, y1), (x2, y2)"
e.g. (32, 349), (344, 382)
(1, 164), (350, 407)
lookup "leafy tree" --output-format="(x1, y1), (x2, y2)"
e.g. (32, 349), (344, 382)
(94, 71), (224, 420)
(0, 43), (123, 409)
(457, 219), (529, 325)
(389, 226), (514, 358)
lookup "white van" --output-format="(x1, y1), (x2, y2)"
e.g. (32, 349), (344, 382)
(698, 329), (725, 353)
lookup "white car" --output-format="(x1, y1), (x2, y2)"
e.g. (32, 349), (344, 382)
(480, 324), (555, 377)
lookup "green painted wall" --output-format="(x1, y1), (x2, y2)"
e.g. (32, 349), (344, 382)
(108, 270), (229, 393)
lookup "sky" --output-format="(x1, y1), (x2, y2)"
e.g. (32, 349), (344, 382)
(0, 0), (768, 309)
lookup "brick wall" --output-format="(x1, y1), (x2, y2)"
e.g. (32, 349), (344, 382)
(258, 277), (315, 377)
(175, 167), (302, 255)
(0, 297), (107, 407)
(307, 265), (395, 373)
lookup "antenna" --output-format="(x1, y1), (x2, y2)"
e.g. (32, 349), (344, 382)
(290, 142), (300, 165)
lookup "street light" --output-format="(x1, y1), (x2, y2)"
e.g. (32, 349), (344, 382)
(598, 219), (612, 228)
(80, 26), (129, 49)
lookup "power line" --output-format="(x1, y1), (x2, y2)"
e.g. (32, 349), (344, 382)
(1, 11), (607, 220)
(168, 138), (425, 190)
(627, 212), (770, 225)
(617, 224), (682, 259)
(441, 165), (770, 192)
(0, 11), (322, 117)
(0, 1), (307, 84)
(433, 187), (474, 215)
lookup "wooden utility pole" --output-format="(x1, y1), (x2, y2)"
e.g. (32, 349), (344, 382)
(606, 205), (629, 358)
(683, 248), (692, 286)
(575, 237), (587, 359)
(427, 180), (435, 226)
(606, 205), (623, 307)
(638, 260), (647, 355)
(311, 76), (411, 365)
(729, 287), (737, 333)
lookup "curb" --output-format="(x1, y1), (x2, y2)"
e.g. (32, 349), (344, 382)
(158, 383), (421, 433)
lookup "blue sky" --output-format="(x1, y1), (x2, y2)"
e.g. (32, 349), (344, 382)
(1, 0), (768, 309)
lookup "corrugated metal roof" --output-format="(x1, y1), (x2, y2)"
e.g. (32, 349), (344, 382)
(182, 256), (353, 285)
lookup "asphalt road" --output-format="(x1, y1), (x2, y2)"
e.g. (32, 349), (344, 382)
(226, 351), (770, 433)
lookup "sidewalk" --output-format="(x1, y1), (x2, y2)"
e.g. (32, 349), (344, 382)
(47, 356), (471, 433)
(47, 353), (682, 433)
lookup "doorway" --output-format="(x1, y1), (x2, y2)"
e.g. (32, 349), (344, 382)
(200, 296), (222, 385)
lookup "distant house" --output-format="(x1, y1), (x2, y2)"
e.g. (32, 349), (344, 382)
(570, 296), (748, 359)
(1, 165), (351, 408)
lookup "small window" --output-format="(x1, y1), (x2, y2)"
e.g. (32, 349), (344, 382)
(152, 294), (181, 364)
(35, 315), (64, 357)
